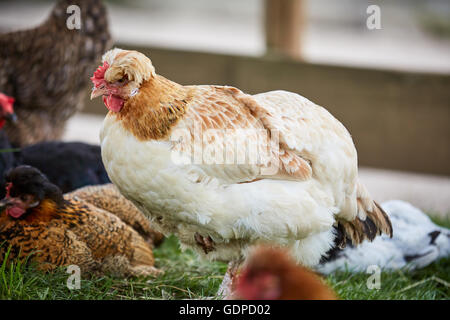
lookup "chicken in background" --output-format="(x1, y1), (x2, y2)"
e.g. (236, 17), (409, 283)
(234, 247), (337, 300)
(0, 93), (16, 187)
(67, 184), (165, 247)
(0, 92), (110, 197)
(319, 200), (450, 274)
(91, 49), (392, 297)
(16, 141), (110, 195)
(0, 0), (111, 146)
(0, 166), (161, 277)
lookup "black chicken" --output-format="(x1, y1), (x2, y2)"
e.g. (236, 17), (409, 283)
(0, 92), (109, 197)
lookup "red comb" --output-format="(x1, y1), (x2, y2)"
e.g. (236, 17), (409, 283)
(90, 61), (109, 87)
(0, 93), (15, 113)
(0, 93), (14, 103)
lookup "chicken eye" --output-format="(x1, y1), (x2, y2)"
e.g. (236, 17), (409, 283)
(118, 78), (125, 83)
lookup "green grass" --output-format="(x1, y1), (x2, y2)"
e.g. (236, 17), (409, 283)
(1, 218), (449, 300)
(0, 236), (227, 300)
(327, 258), (449, 300)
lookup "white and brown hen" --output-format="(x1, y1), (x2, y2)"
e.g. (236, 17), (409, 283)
(91, 48), (392, 296)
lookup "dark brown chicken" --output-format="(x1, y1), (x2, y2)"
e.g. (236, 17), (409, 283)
(234, 246), (338, 300)
(0, 0), (111, 146)
(0, 166), (161, 277)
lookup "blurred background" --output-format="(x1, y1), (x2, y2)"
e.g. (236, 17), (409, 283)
(0, 0), (449, 214)
(1, 0), (450, 71)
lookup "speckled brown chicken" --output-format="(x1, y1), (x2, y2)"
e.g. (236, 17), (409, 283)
(67, 184), (165, 247)
(0, 0), (111, 146)
(0, 166), (161, 277)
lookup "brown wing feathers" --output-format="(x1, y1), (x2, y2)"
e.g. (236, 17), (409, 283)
(67, 184), (164, 246)
(337, 200), (393, 248)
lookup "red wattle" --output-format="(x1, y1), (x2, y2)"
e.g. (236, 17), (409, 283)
(104, 94), (124, 112)
(0, 93), (15, 114)
(7, 207), (26, 219)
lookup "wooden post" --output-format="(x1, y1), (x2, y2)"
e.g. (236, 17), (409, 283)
(265, 0), (304, 60)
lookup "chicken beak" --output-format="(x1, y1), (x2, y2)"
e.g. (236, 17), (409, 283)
(90, 86), (107, 100)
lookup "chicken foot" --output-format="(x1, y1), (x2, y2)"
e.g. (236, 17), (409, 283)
(217, 259), (244, 299)
(194, 232), (215, 254)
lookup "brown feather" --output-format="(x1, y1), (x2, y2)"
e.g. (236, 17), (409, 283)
(67, 184), (164, 246)
(113, 75), (191, 140)
(0, 0), (111, 146)
(337, 199), (393, 246)
(113, 68), (312, 181)
(0, 187), (161, 277)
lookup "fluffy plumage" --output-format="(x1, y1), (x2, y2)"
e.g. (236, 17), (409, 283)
(0, 0), (111, 146)
(0, 166), (160, 277)
(319, 200), (450, 274)
(17, 141), (110, 194)
(67, 183), (164, 247)
(93, 49), (392, 293)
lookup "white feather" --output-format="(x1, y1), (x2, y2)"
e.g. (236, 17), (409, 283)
(318, 200), (450, 273)
(100, 90), (363, 267)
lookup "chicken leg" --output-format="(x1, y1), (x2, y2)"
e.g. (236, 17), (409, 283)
(217, 259), (244, 299)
